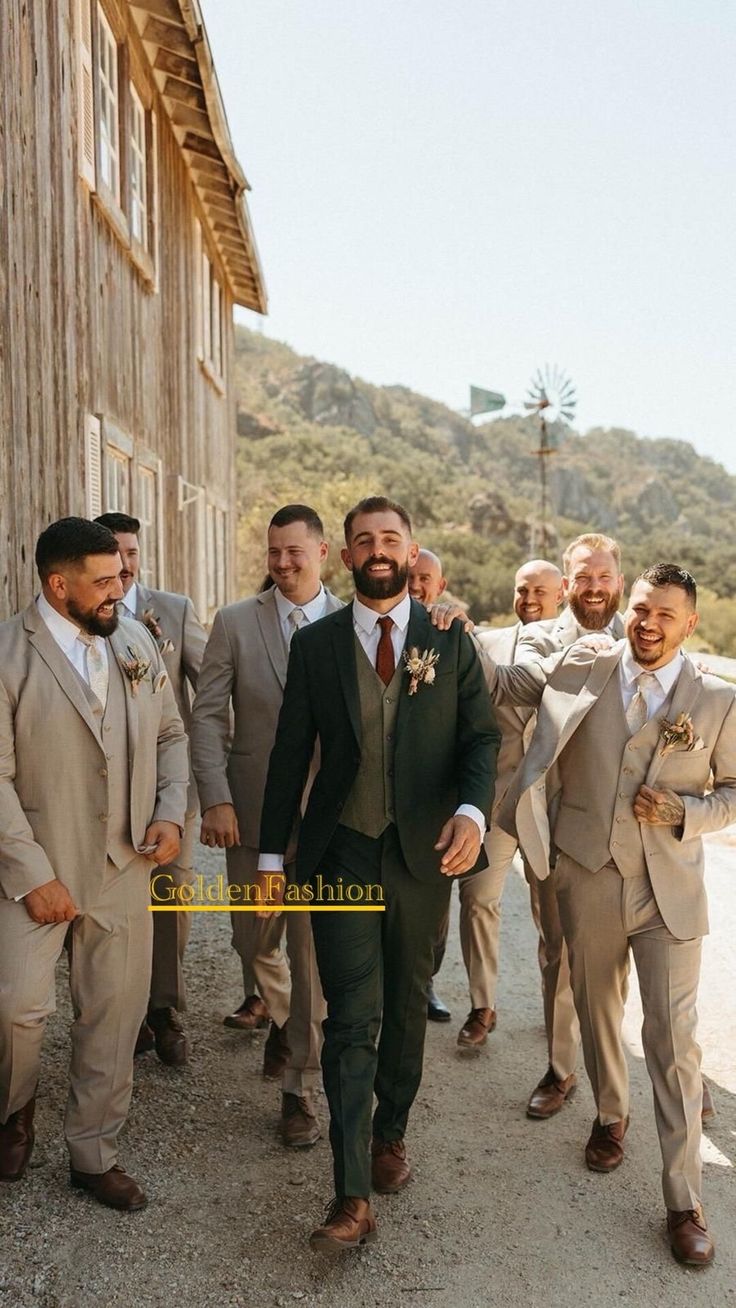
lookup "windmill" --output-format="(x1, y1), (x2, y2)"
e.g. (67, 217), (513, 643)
(524, 364), (577, 551)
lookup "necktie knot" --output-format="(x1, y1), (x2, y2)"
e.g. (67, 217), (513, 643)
(378, 616), (394, 636)
(289, 607), (305, 628)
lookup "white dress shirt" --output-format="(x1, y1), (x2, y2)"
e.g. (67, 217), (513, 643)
(121, 583), (138, 617)
(258, 591), (485, 872)
(619, 644), (684, 719)
(273, 583), (327, 644)
(36, 592), (109, 682)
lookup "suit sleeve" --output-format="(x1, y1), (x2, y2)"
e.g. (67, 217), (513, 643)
(0, 677), (56, 898)
(680, 695), (736, 840)
(455, 631), (502, 820)
(189, 610), (236, 812)
(259, 635), (318, 855)
(180, 597), (208, 692)
(478, 643), (560, 707)
(150, 643), (189, 829)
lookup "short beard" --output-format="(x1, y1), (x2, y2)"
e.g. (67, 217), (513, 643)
(353, 558), (407, 601)
(568, 592), (620, 632)
(67, 596), (119, 638)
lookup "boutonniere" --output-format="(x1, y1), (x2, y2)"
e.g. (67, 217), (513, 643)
(141, 608), (175, 655)
(403, 646), (440, 695)
(120, 645), (151, 697)
(658, 712), (695, 757)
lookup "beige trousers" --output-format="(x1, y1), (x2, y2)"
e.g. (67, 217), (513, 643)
(0, 857), (152, 1174)
(225, 844), (325, 1094)
(459, 825), (579, 1080)
(148, 811), (197, 1011)
(555, 853), (703, 1210)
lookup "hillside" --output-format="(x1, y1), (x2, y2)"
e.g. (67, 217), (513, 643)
(233, 326), (736, 651)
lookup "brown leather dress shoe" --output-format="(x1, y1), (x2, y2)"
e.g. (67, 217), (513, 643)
(263, 1021), (291, 1080)
(667, 1207), (715, 1266)
(371, 1138), (412, 1193)
(134, 1020), (155, 1057)
(148, 1008), (188, 1067)
(585, 1117), (629, 1172)
(70, 1164), (147, 1211)
(456, 1007), (497, 1055)
(309, 1197), (377, 1252)
(281, 1092), (321, 1148)
(223, 994), (270, 1032)
(701, 1080), (716, 1124)
(0, 1097), (36, 1182)
(526, 1067), (577, 1119)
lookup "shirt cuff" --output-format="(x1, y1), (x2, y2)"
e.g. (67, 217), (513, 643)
(455, 804), (486, 841)
(257, 853), (285, 873)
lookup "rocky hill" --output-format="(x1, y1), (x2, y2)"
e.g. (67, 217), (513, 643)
(233, 326), (736, 649)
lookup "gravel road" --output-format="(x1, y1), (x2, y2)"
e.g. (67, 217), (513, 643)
(1, 836), (734, 1308)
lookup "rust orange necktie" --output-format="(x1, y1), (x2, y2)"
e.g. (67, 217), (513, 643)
(376, 616), (395, 685)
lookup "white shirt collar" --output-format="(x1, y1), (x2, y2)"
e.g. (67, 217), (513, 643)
(36, 592), (90, 653)
(620, 641), (683, 695)
(273, 582), (326, 626)
(352, 592), (412, 635)
(121, 582), (138, 616)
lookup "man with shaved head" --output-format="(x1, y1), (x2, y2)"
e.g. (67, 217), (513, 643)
(408, 550), (447, 608)
(458, 561), (563, 1058)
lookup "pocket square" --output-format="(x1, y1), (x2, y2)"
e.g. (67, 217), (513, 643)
(153, 671), (169, 694)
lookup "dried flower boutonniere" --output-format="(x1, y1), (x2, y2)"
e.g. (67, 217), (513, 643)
(120, 645), (151, 697)
(141, 608), (175, 655)
(658, 712), (695, 757)
(403, 646), (440, 695)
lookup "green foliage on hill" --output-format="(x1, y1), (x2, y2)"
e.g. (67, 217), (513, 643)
(233, 326), (736, 652)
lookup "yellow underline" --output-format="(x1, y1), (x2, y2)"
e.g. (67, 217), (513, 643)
(148, 905), (385, 912)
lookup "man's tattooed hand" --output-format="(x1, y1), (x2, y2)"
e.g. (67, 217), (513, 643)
(633, 784), (686, 827)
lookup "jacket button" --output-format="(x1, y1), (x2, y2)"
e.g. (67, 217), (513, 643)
(100, 768), (108, 778)
(611, 840), (620, 847)
(98, 813), (108, 823)
(336, 802), (343, 812)
(619, 791), (626, 798)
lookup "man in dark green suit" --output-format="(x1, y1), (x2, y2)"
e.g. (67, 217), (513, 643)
(257, 496), (500, 1251)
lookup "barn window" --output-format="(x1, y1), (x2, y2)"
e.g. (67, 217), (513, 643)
(97, 6), (120, 202)
(137, 463), (160, 587)
(129, 84), (148, 249)
(105, 445), (131, 512)
(196, 227), (226, 390)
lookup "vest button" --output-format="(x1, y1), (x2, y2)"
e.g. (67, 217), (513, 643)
(619, 791), (627, 798)
(98, 813), (108, 822)
(100, 768), (108, 778)
(615, 816), (624, 823)
(385, 697), (393, 704)
(611, 840), (620, 846)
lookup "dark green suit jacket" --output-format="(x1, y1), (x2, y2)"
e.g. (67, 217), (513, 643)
(259, 599), (501, 884)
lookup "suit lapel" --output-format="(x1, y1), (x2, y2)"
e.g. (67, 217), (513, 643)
(109, 625), (140, 765)
(551, 644), (625, 762)
(644, 656), (703, 787)
(134, 584), (151, 622)
(25, 604), (104, 746)
(256, 588), (289, 689)
(395, 600), (433, 740)
(331, 603), (361, 744)
(507, 624), (530, 728)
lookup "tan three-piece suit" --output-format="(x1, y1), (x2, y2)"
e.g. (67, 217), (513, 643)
(491, 639), (736, 1209)
(190, 585), (342, 1093)
(133, 583), (207, 1010)
(0, 604), (188, 1172)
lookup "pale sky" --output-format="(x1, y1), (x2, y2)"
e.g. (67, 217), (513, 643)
(201, 0), (736, 471)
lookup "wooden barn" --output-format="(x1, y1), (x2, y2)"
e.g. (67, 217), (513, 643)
(0, 0), (267, 622)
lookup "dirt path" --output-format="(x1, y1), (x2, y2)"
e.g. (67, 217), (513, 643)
(1, 837), (734, 1308)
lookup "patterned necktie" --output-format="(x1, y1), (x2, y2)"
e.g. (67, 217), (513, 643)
(287, 607), (305, 648)
(376, 616), (395, 685)
(625, 670), (658, 734)
(78, 631), (109, 710)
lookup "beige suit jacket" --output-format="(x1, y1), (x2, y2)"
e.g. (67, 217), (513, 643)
(515, 606), (625, 660)
(190, 586), (344, 848)
(0, 604), (189, 905)
(493, 642), (736, 938)
(475, 622), (541, 817)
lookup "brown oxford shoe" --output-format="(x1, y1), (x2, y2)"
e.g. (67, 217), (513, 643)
(526, 1067), (577, 1119)
(134, 1020), (155, 1057)
(223, 994), (270, 1032)
(701, 1080), (716, 1124)
(263, 1020), (291, 1080)
(456, 1007), (496, 1055)
(281, 1092), (321, 1148)
(309, 1197), (377, 1252)
(371, 1138), (412, 1193)
(70, 1164), (147, 1211)
(667, 1206), (715, 1267)
(148, 1008), (188, 1067)
(585, 1116), (629, 1172)
(0, 1097), (36, 1182)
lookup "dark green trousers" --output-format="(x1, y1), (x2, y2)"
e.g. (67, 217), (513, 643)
(310, 823), (452, 1199)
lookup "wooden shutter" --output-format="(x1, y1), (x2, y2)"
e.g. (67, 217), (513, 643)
(85, 414), (102, 515)
(77, 0), (96, 188)
(194, 219), (203, 360)
(149, 109), (159, 290)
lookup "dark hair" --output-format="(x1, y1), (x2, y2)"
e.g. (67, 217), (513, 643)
(36, 517), (120, 581)
(268, 504), (324, 536)
(343, 496), (412, 542)
(94, 512), (141, 535)
(636, 562), (697, 609)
